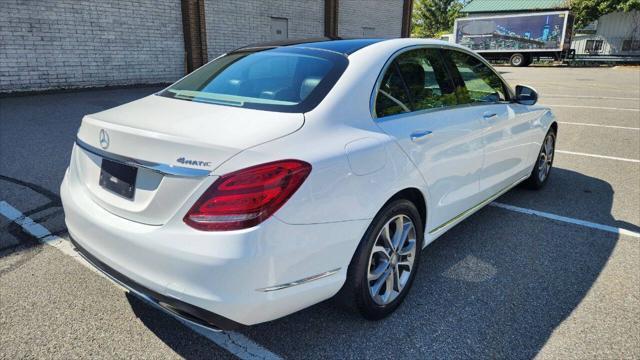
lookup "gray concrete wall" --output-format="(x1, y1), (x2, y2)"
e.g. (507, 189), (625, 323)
(0, 0), (184, 93)
(204, 0), (325, 58)
(338, 0), (403, 38)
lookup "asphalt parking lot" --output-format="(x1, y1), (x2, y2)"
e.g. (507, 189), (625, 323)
(1, 66), (639, 359)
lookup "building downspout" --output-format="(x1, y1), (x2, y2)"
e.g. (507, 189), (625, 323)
(181, 0), (208, 74)
(325, 0), (339, 38)
(401, 0), (413, 37)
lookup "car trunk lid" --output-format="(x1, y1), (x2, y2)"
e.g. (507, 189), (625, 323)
(71, 95), (304, 225)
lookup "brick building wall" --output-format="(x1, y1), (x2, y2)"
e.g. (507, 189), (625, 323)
(338, 0), (404, 38)
(0, 0), (405, 93)
(204, 0), (325, 58)
(0, 0), (184, 93)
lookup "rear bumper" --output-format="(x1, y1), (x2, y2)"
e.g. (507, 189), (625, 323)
(70, 235), (242, 330)
(61, 170), (369, 326)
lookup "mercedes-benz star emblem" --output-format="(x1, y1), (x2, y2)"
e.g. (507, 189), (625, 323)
(99, 129), (110, 149)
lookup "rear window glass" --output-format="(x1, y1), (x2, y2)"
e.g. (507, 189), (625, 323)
(159, 47), (348, 113)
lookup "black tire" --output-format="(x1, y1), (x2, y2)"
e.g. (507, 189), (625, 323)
(523, 128), (556, 190)
(510, 53), (526, 67)
(523, 54), (533, 66)
(339, 199), (424, 320)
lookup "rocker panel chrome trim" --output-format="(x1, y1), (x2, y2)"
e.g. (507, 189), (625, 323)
(256, 268), (341, 292)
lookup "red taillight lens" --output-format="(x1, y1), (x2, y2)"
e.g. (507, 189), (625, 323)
(184, 160), (312, 231)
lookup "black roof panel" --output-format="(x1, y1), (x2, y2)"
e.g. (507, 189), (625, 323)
(231, 37), (385, 55)
(290, 38), (385, 54)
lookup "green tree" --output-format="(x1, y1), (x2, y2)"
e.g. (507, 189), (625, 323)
(571, 0), (640, 29)
(411, 0), (466, 38)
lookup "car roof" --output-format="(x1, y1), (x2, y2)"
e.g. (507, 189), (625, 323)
(230, 37), (387, 55)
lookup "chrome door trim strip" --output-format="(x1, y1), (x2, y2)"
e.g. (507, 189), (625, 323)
(256, 268), (341, 292)
(75, 137), (211, 177)
(429, 174), (529, 234)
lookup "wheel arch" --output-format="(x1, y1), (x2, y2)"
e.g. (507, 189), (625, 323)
(384, 188), (427, 231)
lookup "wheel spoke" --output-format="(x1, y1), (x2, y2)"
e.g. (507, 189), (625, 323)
(380, 223), (394, 251)
(371, 268), (392, 296)
(391, 216), (405, 250)
(538, 154), (545, 170)
(393, 265), (402, 292)
(372, 245), (391, 260)
(398, 259), (413, 273)
(397, 238), (416, 256)
(397, 221), (413, 252)
(544, 138), (551, 155)
(368, 259), (389, 281)
(383, 270), (394, 301)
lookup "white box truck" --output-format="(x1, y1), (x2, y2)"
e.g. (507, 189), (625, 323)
(453, 11), (575, 66)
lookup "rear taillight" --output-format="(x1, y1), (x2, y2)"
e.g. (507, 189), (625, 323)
(184, 160), (311, 231)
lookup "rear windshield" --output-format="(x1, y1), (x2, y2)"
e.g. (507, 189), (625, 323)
(159, 47), (348, 113)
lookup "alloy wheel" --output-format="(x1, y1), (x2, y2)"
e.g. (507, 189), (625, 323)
(537, 133), (555, 182)
(367, 214), (417, 306)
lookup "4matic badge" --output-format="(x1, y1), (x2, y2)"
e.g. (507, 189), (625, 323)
(176, 157), (212, 167)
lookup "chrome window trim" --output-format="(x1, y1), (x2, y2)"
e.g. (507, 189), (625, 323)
(370, 44), (515, 120)
(75, 137), (211, 177)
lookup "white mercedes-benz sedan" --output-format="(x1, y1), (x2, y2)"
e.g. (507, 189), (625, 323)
(61, 38), (557, 330)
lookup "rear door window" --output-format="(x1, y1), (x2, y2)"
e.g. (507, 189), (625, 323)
(445, 50), (509, 104)
(394, 48), (457, 111)
(374, 48), (458, 118)
(375, 65), (412, 118)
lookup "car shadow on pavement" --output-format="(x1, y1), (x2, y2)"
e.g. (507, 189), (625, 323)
(126, 292), (235, 359)
(129, 167), (625, 359)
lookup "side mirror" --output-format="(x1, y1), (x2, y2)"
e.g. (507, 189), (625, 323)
(515, 85), (538, 105)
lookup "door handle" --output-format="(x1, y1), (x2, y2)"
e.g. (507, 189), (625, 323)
(410, 130), (432, 142)
(483, 112), (498, 119)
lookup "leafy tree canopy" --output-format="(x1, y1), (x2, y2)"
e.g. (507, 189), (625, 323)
(571, 0), (640, 29)
(411, 0), (466, 38)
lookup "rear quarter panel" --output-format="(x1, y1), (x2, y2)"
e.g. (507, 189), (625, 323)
(211, 120), (427, 225)
(210, 41), (431, 226)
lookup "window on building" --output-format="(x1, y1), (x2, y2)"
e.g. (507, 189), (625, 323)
(270, 17), (288, 41)
(585, 39), (603, 52)
(622, 39), (640, 51)
(622, 40), (632, 51)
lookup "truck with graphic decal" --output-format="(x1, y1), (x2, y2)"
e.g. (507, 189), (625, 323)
(454, 11), (575, 66)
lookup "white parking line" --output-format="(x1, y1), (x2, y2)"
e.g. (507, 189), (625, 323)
(0, 201), (79, 259)
(556, 150), (640, 163)
(0, 200), (282, 360)
(544, 104), (640, 112)
(491, 202), (640, 238)
(543, 94), (640, 101)
(558, 122), (640, 131)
